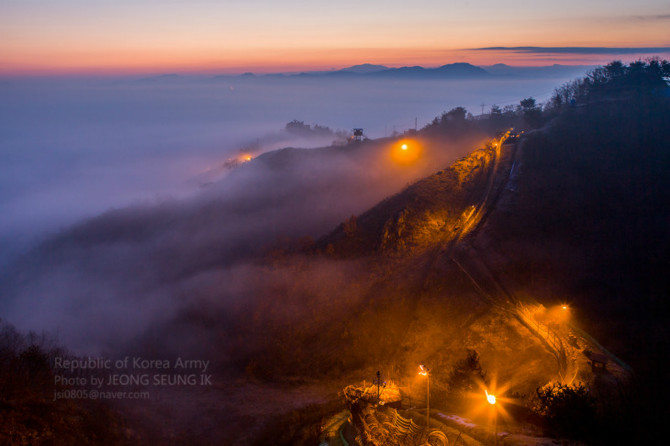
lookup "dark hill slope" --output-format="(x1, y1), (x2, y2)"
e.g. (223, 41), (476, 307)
(320, 146), (496, 256)
(469, 62), (670, 444)
(484, 68), (670, 363)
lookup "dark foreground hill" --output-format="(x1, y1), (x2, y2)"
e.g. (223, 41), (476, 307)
(268, 60), (670, 444)
(477, 61), (670, 442)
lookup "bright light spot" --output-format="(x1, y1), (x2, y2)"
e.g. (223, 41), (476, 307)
(392, 139), (422, 165)
(562, 305), (568, 310)
(418, 364), (429, 376)
(485, 390), (496, 405)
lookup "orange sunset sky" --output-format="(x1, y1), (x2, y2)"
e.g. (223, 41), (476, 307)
(1, 0), (669, 74)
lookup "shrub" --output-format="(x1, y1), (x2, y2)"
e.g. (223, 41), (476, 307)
(447, 349), (486, 404)
(534, 383), (595, 440)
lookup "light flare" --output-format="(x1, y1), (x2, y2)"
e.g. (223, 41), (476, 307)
(238, 153), (254, 163)
(391, 138), (422, 165)
(461, 375), (517, 427)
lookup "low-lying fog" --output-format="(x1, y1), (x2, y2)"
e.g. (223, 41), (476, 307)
(0, 72), (588, 265)
(0, 70), (589, 354)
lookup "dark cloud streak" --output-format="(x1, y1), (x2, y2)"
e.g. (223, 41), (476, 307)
(476, 46), (670, 55)
(633, 13), (670, 21)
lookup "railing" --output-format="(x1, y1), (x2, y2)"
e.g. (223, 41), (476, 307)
(516, 305), (569, 377)
(356, 406), (447, 446)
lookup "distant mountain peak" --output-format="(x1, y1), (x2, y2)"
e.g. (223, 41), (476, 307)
(339, 63), (389, 74)
(435, 62), (490, 75)
(438, 62), (476, 68)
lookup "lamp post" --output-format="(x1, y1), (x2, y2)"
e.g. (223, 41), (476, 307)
(486, 390), (497, 446)
(419, 365), (430, 429)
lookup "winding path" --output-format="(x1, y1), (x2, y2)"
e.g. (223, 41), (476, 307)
(444, 133), (589, 384)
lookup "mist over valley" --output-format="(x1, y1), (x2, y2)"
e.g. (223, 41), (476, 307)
(0, 66), (590, 267)
(2, 60), (669, 445)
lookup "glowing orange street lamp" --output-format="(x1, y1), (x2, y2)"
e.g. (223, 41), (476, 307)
(486, 390), (498, 446)
(392, 139), (421, 164)
(419, 365), (430, 429)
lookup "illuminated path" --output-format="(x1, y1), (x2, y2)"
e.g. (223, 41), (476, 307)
(447, 132), (630, 385)
(456, 131), (510, 242)
(446, 134), (582, 384)
(420, 131), (512, 287)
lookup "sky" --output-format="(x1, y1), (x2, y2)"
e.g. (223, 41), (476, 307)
(1, 0), (669, 74)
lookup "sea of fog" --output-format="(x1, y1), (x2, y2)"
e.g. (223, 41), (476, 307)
(0, 72), (588, 267)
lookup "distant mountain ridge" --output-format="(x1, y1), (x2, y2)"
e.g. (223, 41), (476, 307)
(263, 62), (592, 79)
(131, 63), (594, 83)
(482, 63), (596, 78)
(338, 63), (389, 74)
(308, 62), (490, 79)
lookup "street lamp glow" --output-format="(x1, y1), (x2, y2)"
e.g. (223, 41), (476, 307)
(562, 305), (568, 310)
(391, 139), (421, 165)
(418, 364), (428, 376)
(485, 389), (496, 405)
